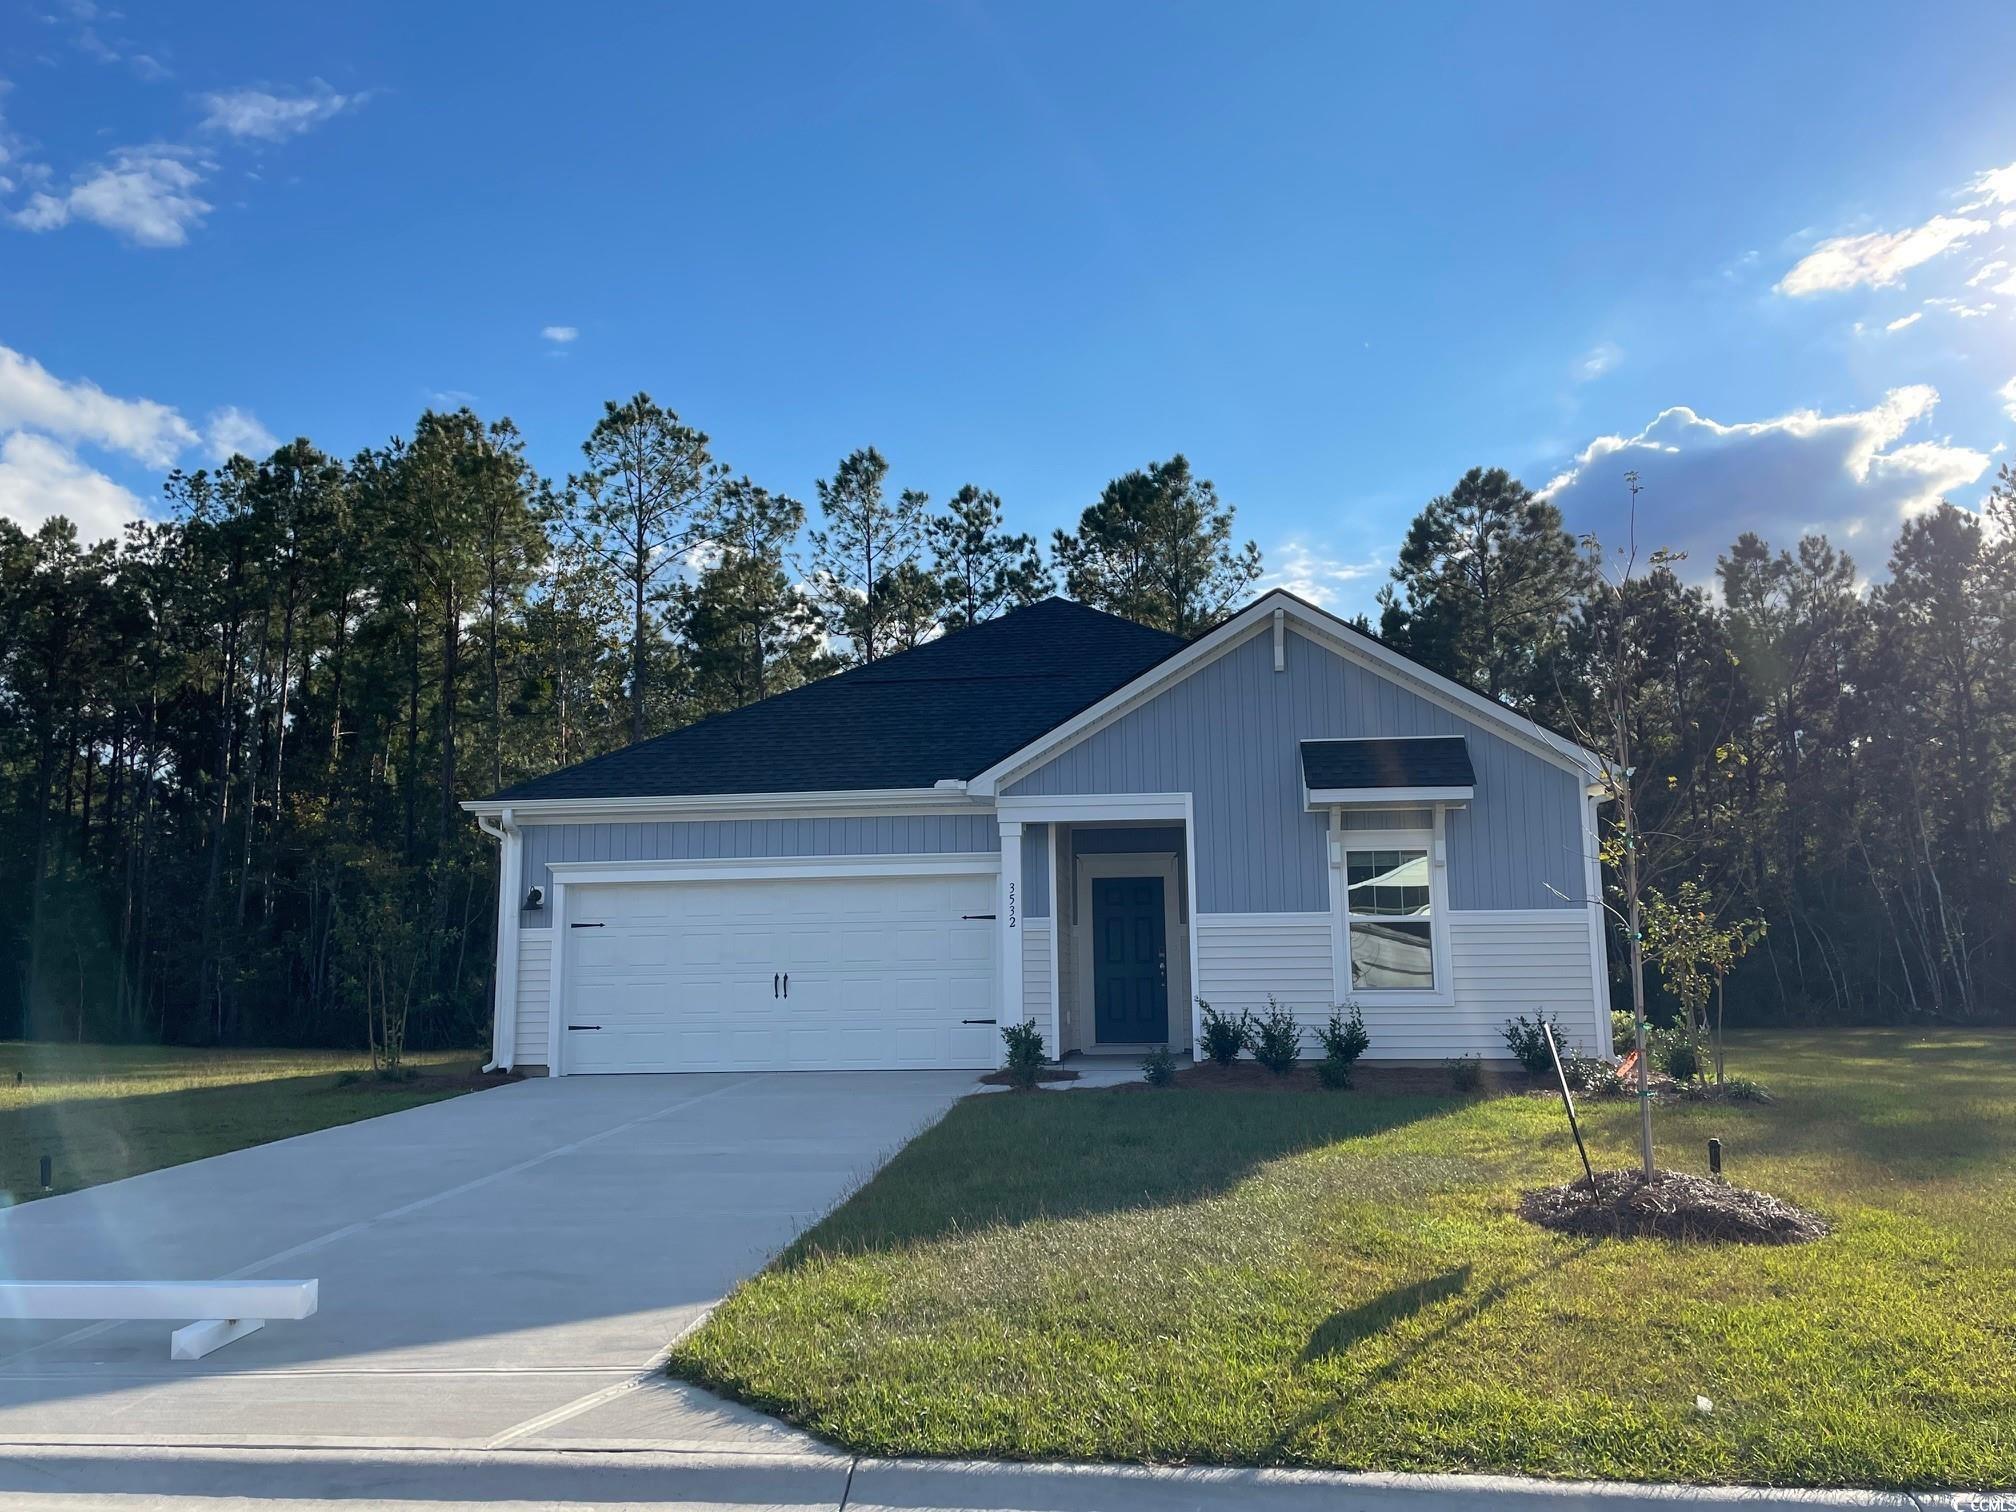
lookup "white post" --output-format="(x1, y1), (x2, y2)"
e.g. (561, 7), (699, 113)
(998, 819), (1024, 1066)
(492, 811), (522, 1070)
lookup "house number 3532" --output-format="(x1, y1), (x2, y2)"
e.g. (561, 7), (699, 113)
(1006, 881), (1017, 929)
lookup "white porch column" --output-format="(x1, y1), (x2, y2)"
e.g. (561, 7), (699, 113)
(998, 819), (1024, 1065)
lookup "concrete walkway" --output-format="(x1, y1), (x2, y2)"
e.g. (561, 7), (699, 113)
(0, 1070), (973, 1450)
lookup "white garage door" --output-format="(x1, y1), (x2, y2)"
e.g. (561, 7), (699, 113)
(559, 871), (999, 1073)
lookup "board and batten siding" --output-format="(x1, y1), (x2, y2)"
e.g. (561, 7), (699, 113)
(1192, 907), (1601, 1060)
(1005, 625), (1587, 915)
(517, 813), (999, 927)
(514, 929), (552, 1069)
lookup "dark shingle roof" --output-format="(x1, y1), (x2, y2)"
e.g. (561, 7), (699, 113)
(1300, 736), (1476, 791)
(494, 598), (1187, 800)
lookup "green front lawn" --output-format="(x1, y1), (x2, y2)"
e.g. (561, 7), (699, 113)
(0, 1042), (486, 1204)
(671, 1029), (2016, 1490)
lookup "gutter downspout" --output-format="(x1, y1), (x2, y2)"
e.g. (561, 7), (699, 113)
(475, 806), (522, 1073)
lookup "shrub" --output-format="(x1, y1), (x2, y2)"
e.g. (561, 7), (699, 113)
(1566, 1053), (1625, 1097)
(1448, 1054), (1484, 1094)
(1141, 1045), (1177, 1087)
(1250, 996), (1302, 1075)
(1315, 1003), (1371, 1091)
(1652, 1024), (1704, 1083)
(1720, 1075), (1773, 1103)
(1501, 1012), (1570, 1078)
(1316, 1003), (1372, 1065)
(1000, 1019), (1047, 1090)
(1197, 999), (1253, 1066)
(1611, 1009), (1638, 1051)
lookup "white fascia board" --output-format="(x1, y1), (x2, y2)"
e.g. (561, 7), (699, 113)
(1306, 784), (1475, 807)
(995, 792), (1192, 824)
(461, 787), (985, 825)
(543, 852), (1001, 887)
(967, 591), (1603, 796)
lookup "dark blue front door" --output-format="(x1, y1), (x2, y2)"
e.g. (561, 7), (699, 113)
(1093, 877), (1168, 1044)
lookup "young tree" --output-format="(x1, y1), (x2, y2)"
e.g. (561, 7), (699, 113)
(564, 395), (724, 741)
(1377, 466), (1586, 711)
(931, 485), (1049, 631)
(808, 447), (928, 662)
(1052, 454), (1260, 635)
(1642, 880), (1764, 1083)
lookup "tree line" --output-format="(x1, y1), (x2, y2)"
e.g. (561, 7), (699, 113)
(0, 396), (1262, 1048)
(0, 400), (2009, 1052)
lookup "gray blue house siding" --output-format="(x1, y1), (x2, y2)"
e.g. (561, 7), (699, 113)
(1005, 626), (1586, 913)
(518, 813), (1000, 928)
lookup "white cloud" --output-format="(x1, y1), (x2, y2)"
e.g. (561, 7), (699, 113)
(1924, 296), (1996, 319)
(198, 82), (360, 142)
(1965, 160), (2016, 208)
(541, 325), (578, 344)
(1885, 312), (1922, 331)
(204, 405), (276, 462)
(2000, 377), (2016, 423)
(1575, 342), (1621, 381)
(10, 145), (211, 246)
(1966, 258), (2010, 287)
(1259, 539), (1382, 610)
(0, 343), (197, 465)
(1776, 214), (1987, 296)
(0, 431), (145, 542)
(1541, 386), (1989, 570)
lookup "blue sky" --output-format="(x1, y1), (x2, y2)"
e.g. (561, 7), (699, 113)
(6, 1), (2016, 613)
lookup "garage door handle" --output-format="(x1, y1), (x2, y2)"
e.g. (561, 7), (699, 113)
(773, 973), (779, 998)
(783, 974), (789, 998)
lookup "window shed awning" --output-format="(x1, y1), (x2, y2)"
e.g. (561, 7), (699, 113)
(1299, 736), (1476, 807)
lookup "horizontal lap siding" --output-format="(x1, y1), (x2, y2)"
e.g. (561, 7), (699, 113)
(1195, 914), (1335, 1022)
(1192, 908), (1598, 1060)
(517, 813), (999, 927)
(514, 931), (552, 1068)
(1006, 627), (1586, 915)
(1022, 922), (1052, 1036)
(1447, 911), (1603, 1055)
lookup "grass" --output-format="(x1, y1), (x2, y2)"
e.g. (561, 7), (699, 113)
(0, 1042), (485, 1205)
(670, 1029), (2016, 1490)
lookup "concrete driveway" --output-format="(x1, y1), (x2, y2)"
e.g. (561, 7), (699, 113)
(0, 1070), (974, 1453)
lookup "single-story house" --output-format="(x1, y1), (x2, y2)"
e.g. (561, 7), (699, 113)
(463, 590), (1614, 1076)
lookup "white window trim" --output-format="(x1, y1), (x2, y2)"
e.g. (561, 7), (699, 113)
(1326, 808), (1455, 1008)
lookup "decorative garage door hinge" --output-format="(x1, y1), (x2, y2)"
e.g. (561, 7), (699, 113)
(569, 921), (604, 928)
(962, 913), (996, 920)
(566, 1024), (601, 1031)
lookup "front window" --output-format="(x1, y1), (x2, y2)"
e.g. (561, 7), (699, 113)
(1345, 847), (1435, 990)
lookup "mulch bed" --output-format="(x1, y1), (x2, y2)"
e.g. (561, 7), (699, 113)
(977, 1067), (1082, 1088)
(1108, 1060), (1525, 1096)
(1519, 1167), (1829, 1245)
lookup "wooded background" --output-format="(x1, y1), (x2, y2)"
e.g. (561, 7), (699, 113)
(1, 396), (2009, 1049)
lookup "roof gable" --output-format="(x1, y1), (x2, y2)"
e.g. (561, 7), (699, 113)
(971, 590), (1604, 796)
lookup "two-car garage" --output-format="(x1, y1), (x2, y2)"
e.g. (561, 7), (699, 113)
(550, 865), (1000, 1074)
